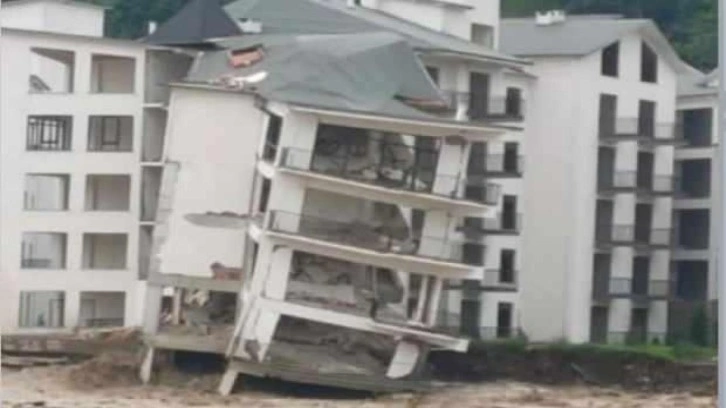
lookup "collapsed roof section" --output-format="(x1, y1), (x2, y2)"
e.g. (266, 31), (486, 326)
(186, 31), (458, 121)
(144, 0), (241, 46)
(223, 0), (526, 66)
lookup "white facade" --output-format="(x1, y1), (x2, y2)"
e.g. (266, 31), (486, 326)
(0, 1), (192, 331)
(516, 22), (680, 343)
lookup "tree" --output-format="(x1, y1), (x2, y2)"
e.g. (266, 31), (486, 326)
(690, 305), (709, 347)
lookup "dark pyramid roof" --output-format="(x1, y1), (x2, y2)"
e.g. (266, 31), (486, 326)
(145, 0), (242, 46)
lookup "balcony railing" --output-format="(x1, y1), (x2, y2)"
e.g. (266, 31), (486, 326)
(268, 210), (487, 266)
(280, 147), (501, 205)
(600, 118), (683, 145)
(608, 277), (671, 300)
(606, 331), (667, 345)
(598, 171), (675, 196)
(483, 269), (518, 290)
(439, 91), (526, 122)
(595, 225), (674, 248)
(480, 154), (525, 176)
(460, 213), (522, 236)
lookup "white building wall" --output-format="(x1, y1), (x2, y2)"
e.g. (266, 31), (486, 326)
(1, 1), (105, 37)
(0, 31), (146, 330)
(157, 87), (263, 277)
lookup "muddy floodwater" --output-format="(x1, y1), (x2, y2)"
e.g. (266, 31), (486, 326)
(2, 365), (716, 408)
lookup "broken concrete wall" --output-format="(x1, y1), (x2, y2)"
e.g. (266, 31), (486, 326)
(156, 87), (264, 277)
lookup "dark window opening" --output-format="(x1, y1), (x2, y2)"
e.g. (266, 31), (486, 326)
(263, 113), (282, 161)
(88, 116), (133, 152)
(638, 100), (656, 138)
(636, 151), (654, 190)
(601, 42), (619, 77)
(678, 159), (711, 198)
(598, 94), (617, 138)
(27, 116), (72, 151)
(500, 249), (515, 283)
(425, 66), (440, 85)
(597, 146), (615, 189)
(641, 42), (658, 83)
(677, 209), (710, 249)
(675, 261), (708, 301)
(680, 108), (713, 147)
(502, 195), (517, 230)
(592, 254), (611, 300)
(505, 88), (522, 117)
(497, 302), (513, 338)
(461, 299), (481, 339)
(468, 72), (490, 120)
(595, 199), (614, 242)
(632, 256), (650, 295)
(634, 203), (653, 244)
(503, 142), (519, 173)
(258, 178), (271, 213)
(590, 306), (608, 343)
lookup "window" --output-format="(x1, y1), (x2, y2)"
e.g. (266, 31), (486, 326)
(471, 24), (494, 48)
(29, 48), (75, 93)
(263, 113), (282, 161)
(88, 116), (133, 152)
(680, 108), (713, 147)
(598, 94), (617, 138)
(503, 142), (520, 174)
(82, 233), (128, 270)
(79, 292), (125, 328)
(641, 42), (658, 83)
(601, 42), (619, 77)
(27, 116), (72, 151)
(19, 291), (65, 328)
(678, 159), (711, 198)
(24, 174), (70, 211)
(499, 249), (516, 284)
(21, 232), (67, 269)
(90, 54), (136, 93)
(502, 195), (518, 230)
(505, 88), (523, 117)
(638, 100), (656, 138)
(496, 302), (513, 338)
(675, 261), (708, 301)
(468, 72), (490, 120)
(425, 66), (440, 85)
(85, 175), (131, 211)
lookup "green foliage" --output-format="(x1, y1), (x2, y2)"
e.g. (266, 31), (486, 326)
(671, 342), (716, 361)
(690, 305), (710, 347)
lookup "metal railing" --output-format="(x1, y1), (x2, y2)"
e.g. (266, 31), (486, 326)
(483, 269), (518, 290)
(600, 118), (683, 145)
(480, 154), (525, 176)
(280, 147), (501, 205)
(439, 91), (526, 122)
(598, 171), (675, 195)
(268, 210), (487, 266)
(595, 225), (674, 248)
(608, 277), (671, 299)
(606, 331), (667, 345)
(83, 317), (125, 328)
(461, 214), (522, 235)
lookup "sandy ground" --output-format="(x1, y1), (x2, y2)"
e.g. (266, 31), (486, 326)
(1, 365), (717, 408)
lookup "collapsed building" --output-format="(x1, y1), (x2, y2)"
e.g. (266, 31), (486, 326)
(138, 0), (528, 394)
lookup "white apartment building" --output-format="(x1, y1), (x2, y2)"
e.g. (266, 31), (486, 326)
(135, 0), (530, 391)
(671, 69), (719, 341)
(501, 13), (687, 344)
(0, 0), (191, 331)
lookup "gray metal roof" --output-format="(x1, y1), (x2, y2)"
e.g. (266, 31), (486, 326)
(145, 0), (241, 46)
(224, 0), (524, 65)
(678, 69), (716, 97)
(501, 16), (645, 57)
(187, 32), (452, 121)
(500, 15), (688, 73)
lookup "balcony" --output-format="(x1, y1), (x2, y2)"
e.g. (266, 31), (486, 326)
(606, 331), (667, 345)
(599, 118), (683, 146)
(481, 269), (518, 291)
(459, 213), (522, 236)
(268, 210), (486, 267)
(598, 171), (675, 196)
(595, 225), (674, 249)
(593, 277), (671, 303)
(440, 91), (525, 123)
(479, 154), (524, 177)
(279, 147), (501, 206)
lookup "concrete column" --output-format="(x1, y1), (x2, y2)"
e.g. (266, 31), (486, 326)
(64, 290), (80, 328)
(648, 300), (668, 343)
(611, 247), (634, 278)
(425, 277), (443, 326)
(650, 249), (671, 281)
(613, 193), (636, 227)
(386, 341), (421, 379)
(615, 141), (638, 172)
(608, 299), (632, 343)
(141, 285), (163, 334)
(652, 197), (673, 230)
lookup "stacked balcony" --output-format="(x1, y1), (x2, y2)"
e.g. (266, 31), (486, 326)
(440, 91), (525, 123)
(594, 224), (673, 251)
(597, 171), (676, 197)
(599, 118), (684, 146)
